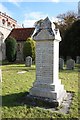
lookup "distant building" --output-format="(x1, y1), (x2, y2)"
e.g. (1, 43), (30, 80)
(0, 12), (35, 61)
(0, 11), (21, 60)
(0, 11), (20, 42)
(8, 28), (35, 61)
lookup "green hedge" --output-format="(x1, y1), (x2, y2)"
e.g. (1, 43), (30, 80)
(23, 37), (35, 61)
(5, 37), (17, 62)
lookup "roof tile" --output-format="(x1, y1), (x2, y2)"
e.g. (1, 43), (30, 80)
(8, 28), (35, 41)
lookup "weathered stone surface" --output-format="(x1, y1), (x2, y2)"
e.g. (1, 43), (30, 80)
(76, 56), (80, 64)
(59, 58), (64, 69)
(25, 56), (32, 67)
(66, 59), (75, 70)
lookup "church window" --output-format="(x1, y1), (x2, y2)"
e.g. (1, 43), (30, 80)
(13, 24), (15, 28)
(2, 19), (5, 25)
(7, 22), (11, 27)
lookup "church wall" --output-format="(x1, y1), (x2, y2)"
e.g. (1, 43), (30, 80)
(0, 12), (19, 60)
(0, 12), (18, 42)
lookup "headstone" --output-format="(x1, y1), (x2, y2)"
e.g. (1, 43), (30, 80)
(59, 58), (64, 69)
(25, 56), (32, 67)
(66, 59), (75, 70)
(29, 17), (66, 106)
(76, 56), (80, 64)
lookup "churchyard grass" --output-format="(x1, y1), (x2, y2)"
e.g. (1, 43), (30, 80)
(1, 63), (79, 119)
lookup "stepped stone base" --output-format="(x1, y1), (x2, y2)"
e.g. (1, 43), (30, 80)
(30, 79), (67, 106)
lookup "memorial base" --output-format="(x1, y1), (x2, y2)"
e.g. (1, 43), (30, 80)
(30, 79), (67, 106)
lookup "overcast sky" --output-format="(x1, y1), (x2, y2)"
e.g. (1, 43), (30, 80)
(0, 1), (79, 27)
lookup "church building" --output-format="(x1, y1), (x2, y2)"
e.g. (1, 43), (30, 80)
(0, 11), (35, 61)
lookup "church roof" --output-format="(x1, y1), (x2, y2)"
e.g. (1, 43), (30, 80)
(8, 28), (35, 41)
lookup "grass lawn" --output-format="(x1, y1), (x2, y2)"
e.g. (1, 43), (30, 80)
(1, 63), (79, 119)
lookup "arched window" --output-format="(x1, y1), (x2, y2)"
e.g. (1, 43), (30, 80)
(13, 24), (15, 28)
(7, 22), (11, 27)
(2, 19), (5, 25)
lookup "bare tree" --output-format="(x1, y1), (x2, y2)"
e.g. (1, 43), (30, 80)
(55, 11), (77, 38)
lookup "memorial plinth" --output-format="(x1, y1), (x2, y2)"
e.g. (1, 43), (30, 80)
(30, 17), (66, 106)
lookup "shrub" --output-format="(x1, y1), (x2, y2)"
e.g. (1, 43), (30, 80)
(23, 37), (35, 61)
(5, 37), (17, 62)
(60, 20), (80, 60)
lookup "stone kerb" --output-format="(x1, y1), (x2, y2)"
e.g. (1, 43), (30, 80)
(29, 17), (66, 106)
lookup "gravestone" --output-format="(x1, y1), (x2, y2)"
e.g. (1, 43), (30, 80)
(29, 17), (66, 106)
(76, 56), (80, 64)
(59, 58), (64, 69)
(66, 59), (75, 70)
(25, 56), (32, 67)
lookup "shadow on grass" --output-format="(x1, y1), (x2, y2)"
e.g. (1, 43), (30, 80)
(2, 60), (25, 66)
(2, 91), (58, 108)
(2, 91), (74, 109)
(11, 66), (36, 70)
(2, 91), (52, 108)
(2, 92), (29, 107)
(2, 91), (78, 120)
(2, 66), (36, 72)
(59, 69), (79, 73)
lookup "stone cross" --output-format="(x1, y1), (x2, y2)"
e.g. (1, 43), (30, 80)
(30, 17), (66, 106)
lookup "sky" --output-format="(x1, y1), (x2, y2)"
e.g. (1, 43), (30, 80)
(0, 0), (79, 27)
